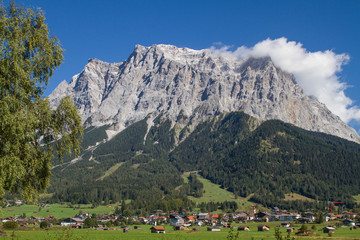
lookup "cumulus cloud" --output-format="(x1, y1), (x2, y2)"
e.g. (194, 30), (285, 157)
(209, 37), (360, 124)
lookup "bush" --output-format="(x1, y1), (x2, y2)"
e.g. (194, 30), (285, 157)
(40, 221), (50, 229)
(83, 217), (98, 228)
(3, 221), (19, 229)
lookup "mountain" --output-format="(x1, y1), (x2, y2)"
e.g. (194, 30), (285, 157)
(49, 44), (360, 143)
(47, 111), (360, 211)
(46, 44), (360, 211)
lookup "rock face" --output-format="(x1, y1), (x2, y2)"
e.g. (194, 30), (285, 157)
(49, 44), (360, 143)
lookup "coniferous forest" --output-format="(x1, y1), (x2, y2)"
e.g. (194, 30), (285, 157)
(46, 112), (360, 213)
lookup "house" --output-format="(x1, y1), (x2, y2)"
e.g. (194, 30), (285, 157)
(209, 213), (219, 221)
(207, 227), (221, 231)
(272, 207), (280, 212)
(323, 227), (336, 234)
(175, 226), (189, 230)
(169, 215), (184, 227)
(184, 215), (196, 223)
(238, 226), (250, 231)
(151, 226), (165, 233)
(255, 212), (270, 222)
(343, 212), (356, 219)
(61, 218), (76, 226)
(237, 212), (250, 222)
(303, 213), (315, 222)
(194, 220), (204, 226)
(138, 217), (148, 224)
(343, 219), (355, 227)
(197, 213), (208, 221)
(223, 224), (233, 228)
(286, 228), (294, 233)
(71, 217), (85, 225)
(324, 213), (336, 222)
(280, 222), (290, 228)
(270, 213), (300, 222)
(258, 225), (270, 231)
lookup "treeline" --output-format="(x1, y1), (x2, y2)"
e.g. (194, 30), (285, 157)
(170, 112), (360, 207)
(198, 200), (238, 213)
(48, 117), (184, 209)
(178, 174), (204, 198)
(47, 111), (360, 212)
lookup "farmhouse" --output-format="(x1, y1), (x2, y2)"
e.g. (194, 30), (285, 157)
(169, 214), (184, 226)
(280, 222), (290, 228)
(255, 212), (270, 222)
(60, 218), (77, 226)
(269, 211), (301, 221)
(207, 227), (221, 231)
(151, 226), (165, 233)
(343, 219), (355, 226)
(258, 225), (270, 231)
(197, 213), (208, 221)
(323, 227), (335, 234)
(238, 226), (250, 231)
(303, 212), (316, 222)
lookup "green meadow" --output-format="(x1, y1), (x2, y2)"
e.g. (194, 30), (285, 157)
(0, 204), (117, 219)
(182, 173), (254, 208)
(2, 222), (360, 240)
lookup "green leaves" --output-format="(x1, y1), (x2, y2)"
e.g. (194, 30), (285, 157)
(0, 2), (82, 202)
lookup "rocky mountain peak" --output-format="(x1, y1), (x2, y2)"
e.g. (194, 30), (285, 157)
(49, 44), (360, 143)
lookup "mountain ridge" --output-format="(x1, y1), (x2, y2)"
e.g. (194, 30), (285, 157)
(49, 44), (360, 143)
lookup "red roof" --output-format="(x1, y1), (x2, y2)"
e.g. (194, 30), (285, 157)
(152, 226), (165, 230)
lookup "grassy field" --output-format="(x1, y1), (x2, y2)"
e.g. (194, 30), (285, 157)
(284, 193), (315, 202)
(96, 162), (125, 181)
(0, 203), (118, 219)
(2, 222), (360, 240)
(182, 173), (255, 209)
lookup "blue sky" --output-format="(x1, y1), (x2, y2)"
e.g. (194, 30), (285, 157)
(5, 0), (360, 130)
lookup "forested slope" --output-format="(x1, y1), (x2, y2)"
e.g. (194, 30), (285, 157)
(48, 112), (360, 211)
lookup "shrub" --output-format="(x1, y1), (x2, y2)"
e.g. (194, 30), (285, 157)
(40, 221), (50, 229)
(3, 221), (19, 230)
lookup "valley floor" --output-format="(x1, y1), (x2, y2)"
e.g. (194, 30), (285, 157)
(2, 222), (360, 240)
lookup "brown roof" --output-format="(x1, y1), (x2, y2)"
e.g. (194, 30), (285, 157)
(152, 226), (165, 230)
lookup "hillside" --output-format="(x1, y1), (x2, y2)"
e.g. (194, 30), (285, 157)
(46, 112), (360, 212)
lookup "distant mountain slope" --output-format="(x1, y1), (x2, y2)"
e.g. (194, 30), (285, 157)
(48, 112), (360, 210)
(170, 112), (360, 207)
(49, 44), (360, 143)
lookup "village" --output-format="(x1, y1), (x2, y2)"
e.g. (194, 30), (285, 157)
(2, 203), (360, 237)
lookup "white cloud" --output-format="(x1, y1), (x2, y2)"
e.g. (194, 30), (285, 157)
(209, 37), (360, 124)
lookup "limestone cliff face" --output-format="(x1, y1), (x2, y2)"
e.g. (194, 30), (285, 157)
(49, 44), (360, 143)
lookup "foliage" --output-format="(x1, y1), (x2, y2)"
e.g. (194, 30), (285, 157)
(48, 111), (360, 212)
(83, 217), (98, 229)
(178, 174), (204, 197)
(275, 228), (293, 240)
(171, 112), (360, 209)
(40, 220), (50, 229)
(2, 220), (18, 229)
(226, 227), (239, 240)
(316, 213), (324, 224)
(0, 1), (82, 202)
